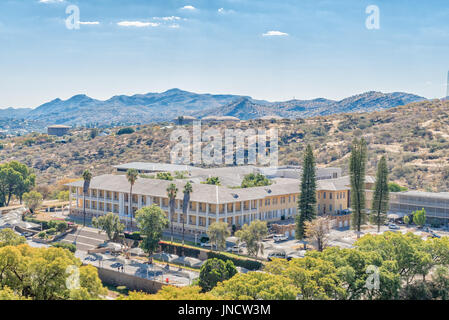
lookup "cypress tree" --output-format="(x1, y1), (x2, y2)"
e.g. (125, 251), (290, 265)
(350, 138), (367, 238)
(296, 144), (317, 239)
(371, 156), (389, 232)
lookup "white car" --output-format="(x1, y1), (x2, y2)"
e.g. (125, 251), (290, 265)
(388, 224), (400, 230)
(227, 245), (243, 253)
(200, 242), (212, 248)
(273, 234), (288, 242)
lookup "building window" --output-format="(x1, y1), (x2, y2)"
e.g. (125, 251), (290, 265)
(323, 192), (326, 199)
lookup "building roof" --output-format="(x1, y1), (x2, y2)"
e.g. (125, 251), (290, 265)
(201, 116), (240, 121)
(66, 173), (375, 204)
(113, 162), (196, 172)
(259, 115), (284, 120)
(393, 191), (449, 200)
(316, 175), (375, 191)
(66, 174), (301, 204)
(173, 116), (197, 121)
(47, 125), (70, 129)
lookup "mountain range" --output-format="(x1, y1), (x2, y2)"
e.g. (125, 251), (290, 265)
(0, 89), (426, 126)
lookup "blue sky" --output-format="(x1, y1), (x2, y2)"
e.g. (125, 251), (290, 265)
(1, 0), (449, 108)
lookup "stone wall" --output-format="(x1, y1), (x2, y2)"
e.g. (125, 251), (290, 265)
(96, 267), (166, 294)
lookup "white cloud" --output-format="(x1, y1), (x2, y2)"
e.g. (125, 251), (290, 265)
(180, 5), (196, 11)
(262, 30), (289, 37)
(117, 21), (160, 27)
(154, 16), (181, 21)
(79, 21), (100, 25)
(218, 8), (235, 14)
(169, 24), (180, 29)
(39, 0), (64, 3)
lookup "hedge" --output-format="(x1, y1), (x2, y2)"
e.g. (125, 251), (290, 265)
(207, 251), (263, 271)
(52, 242), (76, 253)
(159, 241), (202, 258)
(124, 231), (142, 241)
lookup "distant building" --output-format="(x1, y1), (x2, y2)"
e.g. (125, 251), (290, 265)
(259, 115), (284, 122)
(201, 116), (240, 123)
(173, 116), (197, 125)
(114, 162), (196, 174)
(389, 191), (449, 225)
(47, 125), (70, 137)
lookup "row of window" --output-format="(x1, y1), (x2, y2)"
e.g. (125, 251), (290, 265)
(318, 191), (347, 200)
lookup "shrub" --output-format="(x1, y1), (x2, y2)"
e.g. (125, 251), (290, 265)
(117, 127), (135, 135)
(46, 228), (57, 235)
(207, 251), (263, 271)
(159, 241), (202, 258)
(52, 242), (76, 253)
(125, 231), (142, 241)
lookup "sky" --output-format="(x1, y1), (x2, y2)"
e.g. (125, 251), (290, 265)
(1, 0), (449, 108)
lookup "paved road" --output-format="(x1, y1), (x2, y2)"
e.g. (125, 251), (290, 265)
(59, 226), (109, 252)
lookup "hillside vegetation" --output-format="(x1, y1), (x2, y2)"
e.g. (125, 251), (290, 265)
(0, 99), (448, 191)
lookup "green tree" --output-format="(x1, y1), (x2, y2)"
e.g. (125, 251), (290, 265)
(23, 191), (43, 214)
(207, 222), (230, 251)
(212, 272), (298, 300)
(235, 220), (268, 257)
(0, 165), (21, 207)
(7, 161), (36, 204)
(0, 229), (26, 247)
(388, 182), (408, 193)
(181, 182), (193, 247)
(57, 190), (70, 202)
(371, 156), (389, 232)
(156, 172), (173, 181)
(413, 208), (426, 228)
(296, 144), (317, 239)
(350, 138), (368, 238)
(136, 205), (169, 259)
(0, 245), (106, 300)
(126, 169), (139, 229)
(205, 177), (221, 186)
(89, 128), (99, 139)
(166, 183), (178, 242)
(82, 170), (92, 227)
(241, 173), (271, 188)
(403, 215), (410, 226)
(92, 212), (125, 241)
(199, 258), (237, 292)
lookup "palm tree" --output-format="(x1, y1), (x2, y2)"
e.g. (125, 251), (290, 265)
(82, 170), (92, 227)
(126, 169), (138, 230)
(166, 183), (178, 243)
(182, 182), (193, 248)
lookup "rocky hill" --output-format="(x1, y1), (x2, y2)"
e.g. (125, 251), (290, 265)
(0, 89), (425, 126)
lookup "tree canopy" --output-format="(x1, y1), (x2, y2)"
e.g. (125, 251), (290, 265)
(199, 258), (237, 292)
(136, 205), (169, 256)
(0, 161), (35, 207)
(235, 220), (268, 257)
(241, 173), (271, 188)
(92, 212), (125, 241)
(0, 243), (106, 300)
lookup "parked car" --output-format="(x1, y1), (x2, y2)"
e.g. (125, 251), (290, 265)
(388, 224), (400, 230)
(226, 245), (243, 253)
(200, 242), (213, 248)
(273, 234), (288, 242)
(430, 232), (441, 239)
